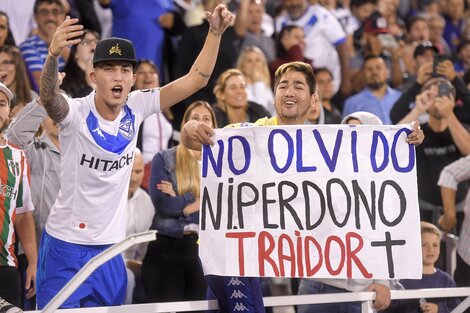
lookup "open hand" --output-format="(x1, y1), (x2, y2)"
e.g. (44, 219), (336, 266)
(49, 16), (83, 57)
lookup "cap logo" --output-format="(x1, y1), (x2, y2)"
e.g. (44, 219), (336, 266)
(109, 43), (122, 56)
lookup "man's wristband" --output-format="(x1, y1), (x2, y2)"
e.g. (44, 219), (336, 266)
(49, 47), (59, 58)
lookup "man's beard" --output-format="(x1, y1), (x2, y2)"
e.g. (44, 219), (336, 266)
(367, 82), (385, 90)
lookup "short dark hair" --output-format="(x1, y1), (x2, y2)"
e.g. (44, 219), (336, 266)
(34, 0), (64, 15)
(362, 54), (385, 68)
(406, 16), (427, 32)
(350, 0), (377, 9)
(313, 67), (333, 79)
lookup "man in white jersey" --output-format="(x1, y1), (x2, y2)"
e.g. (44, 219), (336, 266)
(36, 6), (234, 309)
(275, 0), (351, 95)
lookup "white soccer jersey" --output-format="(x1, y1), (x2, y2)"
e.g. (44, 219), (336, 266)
(45, 88), (160, 245)
(276, 4), (346, 92)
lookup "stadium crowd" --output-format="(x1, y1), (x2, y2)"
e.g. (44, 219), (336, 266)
(0, 0), (469, 312)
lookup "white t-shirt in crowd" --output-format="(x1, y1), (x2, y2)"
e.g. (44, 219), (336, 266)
(142, 112), (173, 165)
(45, 89), (160, 245)
(276, 4), (346, 92)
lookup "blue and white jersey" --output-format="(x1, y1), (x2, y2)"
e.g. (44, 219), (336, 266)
(45, 88), (160, 245)
(276, 4), (346, 92)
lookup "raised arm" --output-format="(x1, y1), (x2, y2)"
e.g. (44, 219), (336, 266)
(159, 5), (234, 111)
(40, 17), (83, 123)
(435, 96), (470, 156)
(6, 99), (47, 148)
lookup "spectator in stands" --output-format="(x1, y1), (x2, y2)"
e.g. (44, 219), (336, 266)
(123, 149), (154, 304)
(400, 41), (437, 91)
(133, 59), (174, 191)
(6, 98), (60, 246)
(61, 29), (100, 98)
(98, 0), (186, 83)
(66, 0), (102, 35)
(318, 0), (356, 59)
(173, 0), (248, 129)
(343, 55), (402, 124)
(426, 14), (452, 56)
(314, 68), (343, 123)
(36, 4), (234, 308)
(400, 16), (431, 79)
(142, 101), (215, 303)
(269, 25), (312, 87)
(390, 46), (470, 125)
(396, 222), (461, 313)
(438, 155), (470, 287)
(0, 1), (36, 46)
(212, 68), (270, 127)
(305, 86), (324, 124)
(0, 82), (37, 309)
(236, 46), (275, 115)
(0, 11), (16, 47)
(0, 45), (36, 119)
(350, 13), (405, 91)
(241, 0), (276, 63)
(20, 0), (68, 92)
(350, 0), (377, 55)
(275, 0), (352, 95)
(442, 0), (465, 52)
(454, 40), (470, 76)
(407, 78), (470, 225)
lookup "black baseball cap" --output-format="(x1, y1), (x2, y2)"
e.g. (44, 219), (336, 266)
(413, 41), (439, 58)
(92, 37), (138, 67)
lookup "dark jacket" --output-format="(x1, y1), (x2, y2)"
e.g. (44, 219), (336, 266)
(149, 147), (198, 238)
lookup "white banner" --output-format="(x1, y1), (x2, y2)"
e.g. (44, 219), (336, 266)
(199, 124), (422, 279)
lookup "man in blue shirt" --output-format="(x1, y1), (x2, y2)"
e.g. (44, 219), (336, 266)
(343, 55), (401, 125)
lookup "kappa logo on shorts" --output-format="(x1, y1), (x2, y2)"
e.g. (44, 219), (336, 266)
(233, 303), (249, 311)
(230, 290), (247, 299)
(227, 277), (245, 286)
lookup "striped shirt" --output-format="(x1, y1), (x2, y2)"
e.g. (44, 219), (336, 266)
(0, 139), (34, 267)
(19, 35), (65, 90)
(437, 155), (470, 264)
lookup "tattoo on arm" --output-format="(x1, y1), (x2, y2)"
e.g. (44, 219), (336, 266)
(195, 66), (210, 79)
(39, 55), (69, 123)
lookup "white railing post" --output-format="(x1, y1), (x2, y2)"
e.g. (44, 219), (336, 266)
(451, 296), (470, 313)
(361, 300), (374, 313)
(41, 231), (157, 313)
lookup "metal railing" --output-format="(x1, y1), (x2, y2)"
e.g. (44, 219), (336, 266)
(29, 230), (469, 313)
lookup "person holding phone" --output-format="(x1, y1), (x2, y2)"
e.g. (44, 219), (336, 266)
(391, 42), (470, 125)
(403, 78), (470, 229)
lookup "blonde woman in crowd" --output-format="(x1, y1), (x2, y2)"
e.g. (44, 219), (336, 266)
(213, 68), (270, 127)
(142, 101), (216, 303)
(236, 46), (275, 115)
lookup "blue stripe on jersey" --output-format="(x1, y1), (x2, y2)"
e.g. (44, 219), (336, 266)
(86, 105), (136, 155)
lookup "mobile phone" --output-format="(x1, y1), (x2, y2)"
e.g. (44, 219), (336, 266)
(438, 81), (452, 97)
(432, 55), (449, 77)
(377, 33), (398, 50)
